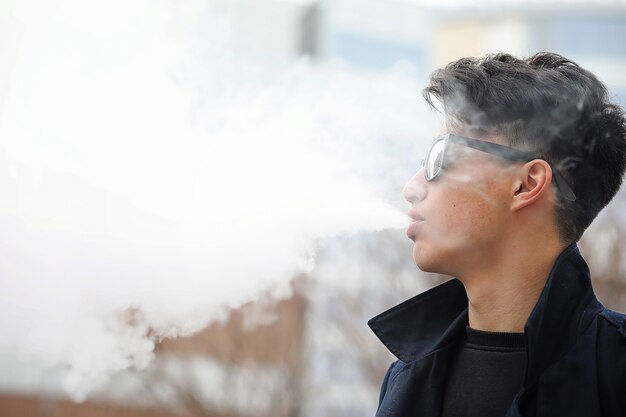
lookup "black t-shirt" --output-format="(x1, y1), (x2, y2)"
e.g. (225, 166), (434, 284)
(441, 326), (527, 417)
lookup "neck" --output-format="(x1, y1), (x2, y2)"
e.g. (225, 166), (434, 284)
(460, 237), (566, 333)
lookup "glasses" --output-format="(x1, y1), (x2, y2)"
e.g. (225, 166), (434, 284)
(421, 133), (576, 202)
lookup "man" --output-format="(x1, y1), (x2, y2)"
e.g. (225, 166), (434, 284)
(368, 52), (626, 417)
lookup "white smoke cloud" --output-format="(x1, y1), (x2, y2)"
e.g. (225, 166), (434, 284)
(0, 0), (437, 400)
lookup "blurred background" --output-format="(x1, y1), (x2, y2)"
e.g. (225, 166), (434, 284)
(1, 0), (626, 416)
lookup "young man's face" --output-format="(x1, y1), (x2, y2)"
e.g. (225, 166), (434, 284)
(403, 132), (515, 276)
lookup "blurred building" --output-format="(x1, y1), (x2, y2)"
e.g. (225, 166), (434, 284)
(208, 0), (321, 63)
(318, 0), (433, 71)
(205, 0), (432, 73)
(210, 0), (626, 104)
(0, 279), (308, 417)
(432, 4), (626, 104)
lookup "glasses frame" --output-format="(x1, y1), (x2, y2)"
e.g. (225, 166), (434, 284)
(421, 133), (576, 202)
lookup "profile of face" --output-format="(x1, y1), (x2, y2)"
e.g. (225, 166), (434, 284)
(403, 133), (516, 277)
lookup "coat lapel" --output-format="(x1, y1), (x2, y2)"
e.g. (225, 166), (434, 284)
(368, 278), (467, 364)
(372, 305), (468, 417)
(376, 344), (460, 417)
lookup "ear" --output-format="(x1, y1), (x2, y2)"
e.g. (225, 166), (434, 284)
(511, 159), (553, 212)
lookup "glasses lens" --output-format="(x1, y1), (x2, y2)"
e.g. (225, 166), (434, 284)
(426, 139), (446, 180)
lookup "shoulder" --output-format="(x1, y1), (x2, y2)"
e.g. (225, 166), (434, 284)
(377, 359), (408, 406)
(387, 359), (408, 385)
(594, 308), (626, 404)
(380, 359), (408, 391)
(596, 308), (626, 354)
(595, 307), (626, 358)
(598, 308), (626, 333)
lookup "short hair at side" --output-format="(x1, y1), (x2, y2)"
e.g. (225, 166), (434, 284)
(423, 52), (626, 243)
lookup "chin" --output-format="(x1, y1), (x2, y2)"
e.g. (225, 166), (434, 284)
(414, 258), (441, 274)
(412, 244), (438, 272)
(412, 242), (455, 275)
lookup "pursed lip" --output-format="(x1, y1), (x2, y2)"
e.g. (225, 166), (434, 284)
(407, 210), (425, 240)
(408, 210), (425, 222)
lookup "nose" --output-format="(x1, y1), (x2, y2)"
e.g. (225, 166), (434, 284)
(403, 167), (428, 204)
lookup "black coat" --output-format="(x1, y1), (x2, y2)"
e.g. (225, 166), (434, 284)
(368, 243), (626, 417)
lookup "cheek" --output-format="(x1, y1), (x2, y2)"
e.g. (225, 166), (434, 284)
(435, 182), (505, 236)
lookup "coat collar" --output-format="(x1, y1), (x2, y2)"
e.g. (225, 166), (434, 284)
(367, 243), (604, 385)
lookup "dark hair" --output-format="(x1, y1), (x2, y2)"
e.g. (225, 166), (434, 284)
(423, 52), (626, 243)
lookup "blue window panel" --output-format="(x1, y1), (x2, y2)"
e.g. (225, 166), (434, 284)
(327, 30), (425, 71)
(552, 15), (626, 56)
